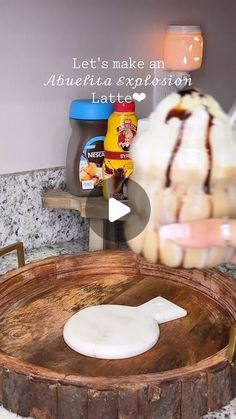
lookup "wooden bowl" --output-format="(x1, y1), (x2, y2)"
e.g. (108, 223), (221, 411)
(0, 250), (235, 419)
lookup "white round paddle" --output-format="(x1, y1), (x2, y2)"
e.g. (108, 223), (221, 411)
(63, 297), (187, 359)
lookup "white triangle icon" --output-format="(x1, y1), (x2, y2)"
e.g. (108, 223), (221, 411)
(108, 198), (131, 222)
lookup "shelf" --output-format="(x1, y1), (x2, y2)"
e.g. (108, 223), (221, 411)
(42, 190), (124, 251)
(42, 190), (109, 220)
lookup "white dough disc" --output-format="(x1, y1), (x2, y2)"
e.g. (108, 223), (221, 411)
(63, 304), (160, 359)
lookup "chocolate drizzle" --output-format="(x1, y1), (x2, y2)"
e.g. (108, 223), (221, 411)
(165, 108), (191, 123)
(204, 114), (214, 193)
(178, 88), (203, 97)
(165, 105), (214, 192)
(165, 108), (191, 187)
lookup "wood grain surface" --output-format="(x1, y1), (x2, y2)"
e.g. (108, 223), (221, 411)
(0, 250), (235, 418)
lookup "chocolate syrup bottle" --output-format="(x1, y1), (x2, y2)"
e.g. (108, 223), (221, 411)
(66, 99), (113, 196)
(102, 101), (137, 200)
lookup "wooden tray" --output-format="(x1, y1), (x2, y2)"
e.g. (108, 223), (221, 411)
(0, 250), (235, 418)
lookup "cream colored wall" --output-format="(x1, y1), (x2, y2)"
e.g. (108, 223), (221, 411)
(0, 0), (235, 174)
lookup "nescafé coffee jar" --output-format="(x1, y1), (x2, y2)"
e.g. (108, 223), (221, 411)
(66, 99), (114, 196)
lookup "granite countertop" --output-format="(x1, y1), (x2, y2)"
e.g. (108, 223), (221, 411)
(0, 241), (235, 419)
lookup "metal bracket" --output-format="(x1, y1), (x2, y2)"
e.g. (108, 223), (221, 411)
(0, 242), (25, 269)
(227, 323), (236, 363)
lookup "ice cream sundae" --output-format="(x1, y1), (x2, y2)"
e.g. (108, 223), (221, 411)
(126, 89), (236, 268)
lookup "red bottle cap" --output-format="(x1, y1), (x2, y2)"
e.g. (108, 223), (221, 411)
(114, 101), (135, 113)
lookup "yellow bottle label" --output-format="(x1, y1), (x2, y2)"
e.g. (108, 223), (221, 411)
(103, 112), (137, 200)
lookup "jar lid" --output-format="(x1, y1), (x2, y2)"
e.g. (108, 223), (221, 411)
(167, 25), (201, 33)
(69, 99), (114, 120)
(114, 101), (135, 113)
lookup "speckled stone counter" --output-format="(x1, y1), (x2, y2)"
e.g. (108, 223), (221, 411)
(0, 240), (86, 275)
(0, 242), (235, 419)
(0, 168), (89, 250)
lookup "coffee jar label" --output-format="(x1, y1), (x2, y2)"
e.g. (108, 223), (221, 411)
(79, 136), (105, 190)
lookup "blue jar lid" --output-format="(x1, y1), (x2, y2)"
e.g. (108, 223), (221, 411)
(69, 99), (114, 120)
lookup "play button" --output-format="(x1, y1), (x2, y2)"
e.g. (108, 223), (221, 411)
(108, 198), (131, 222)
(86, 178), (150, 245)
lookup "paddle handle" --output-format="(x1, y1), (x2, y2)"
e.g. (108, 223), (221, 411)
(137, 297), (187, 324)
